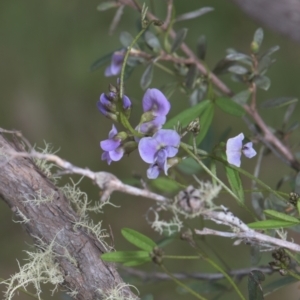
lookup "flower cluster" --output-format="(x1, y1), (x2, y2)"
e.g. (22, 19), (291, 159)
(98, 87), (180, 179)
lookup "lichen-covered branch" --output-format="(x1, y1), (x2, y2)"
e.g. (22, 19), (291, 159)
(0, 132), (137, 300)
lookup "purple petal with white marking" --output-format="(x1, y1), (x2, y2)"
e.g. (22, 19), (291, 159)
(154, 129), (181, 148)
(227, 151), (242, 167)
(226, 133), (244, 153)
(109, 148), (124, 161)
(242, 142), (257, 158)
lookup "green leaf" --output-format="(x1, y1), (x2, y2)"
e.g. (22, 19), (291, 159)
(185, 65), (198, 89)
(140, 64), (153, 90)
(90, 51), (114, 72)
(97, 1), (117, 11)
(232, 90), (251, 105)
(215, 97), (245, 117)
(144, 31), (161, 51)
(123, 257), (151, 266)
(164, 99), (210, 129)
(228, 65), (249, 75)
(120, 31), (134, 48)
(196, 35), (207, 60)
(253, 28), (264, 49)
(150, 177), (181, 193)
(195, 102), (214, 145)
(264, 210), (300, 223)
(254, 75), (271, 91)
(260, 45), (280, 59)
(175, 7), (214, 22)
(101, 250), (150, 262)
(263, 275), (297, 296)
(213, 58), (235, 75)
(248, 220), (300, 229)
(225, 164), (244, 205)
(171, 28), (188, 53)
(260, 97), (298, 109)
(248, 270), (265, 300)
(226, 52), (251, 63)
(122, 228), (157, 251)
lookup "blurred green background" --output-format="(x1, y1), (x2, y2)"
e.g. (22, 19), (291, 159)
(1, 0), (300, 299)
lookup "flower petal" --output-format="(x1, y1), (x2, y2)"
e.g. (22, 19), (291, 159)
(142, 88), (171, 116)
(122, 95), (132, 110)
(100, 139), (120, 151)
(154, 129), (181, 148)
(242, 142), (257, 158)
(155, 149), (167, 170)
(104, 51), (124, 77)
(109, 148), (124, 161)
(101, 152), (112, 165)
(97, 102), (108, 116)
(138, 136), (159, 163)
(147, 164), (160, 179)
(227, 151), (242, 167)
(226, 133), (244, 153)
(164, 145), (179, 158)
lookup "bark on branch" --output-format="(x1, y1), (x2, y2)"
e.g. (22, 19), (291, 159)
(0, 132), (136, 300)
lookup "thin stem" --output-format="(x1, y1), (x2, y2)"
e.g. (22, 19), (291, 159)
(154, 61), (175, 75)
(180, 143), (241, 203)
(201, 257), (246, 300)
(160, 265), (209, 300)
(287, 270), (300, 281)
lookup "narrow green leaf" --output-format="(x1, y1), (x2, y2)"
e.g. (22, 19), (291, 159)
(140, 64), (153, 90)
(144, 31), (161, 51)
(254, 28), (264, 46)
(171, 28), (188, 53)
(254, 75), (271, 91)
(122, 228), (156, 251)
(248, 270), (265, 300)
(150, 177), (181, 193)
(264, 210), (300, 223)
(195, 103), (214, 145)
(248, 220), (300, 229)
(232, 90), (251, 105)
(215, 97), (245, 117)
(164, 99), (210, 129)
(185, 65), (198, 89)
(228, 65), (249, 75)
(120, 31), (134, 48)
(176, 157), (202, 175)
(213, 58), (235, 75)
(196, 35), (207, 60)
(97, 1), (117, 11)
(260, 45), (280, 59)
(226, 53), (252, 65)
(123, 257), (151, 266)
(101, 250), (149, 262)
(260, 97), (298, 109)
(175, 7), (214, 22)
(263, 275), (297, 296)
(225, 165), (244, 204)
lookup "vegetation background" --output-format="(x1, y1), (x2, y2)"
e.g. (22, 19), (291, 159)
(1, 0), (300, 299)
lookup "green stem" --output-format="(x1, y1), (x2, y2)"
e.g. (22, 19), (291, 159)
(203, 257), (246, 300)
(180, 142), (241, 204)
(160, 265), (209, 300)
(287, 270), (300, 281)
(163, 255), (200, 259)
(154, 62), (175, 75)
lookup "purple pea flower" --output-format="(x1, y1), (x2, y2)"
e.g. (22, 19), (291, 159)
(226, 133), (257, 167)
(97, 92), (131, 119)
(137, 88), (171, 135)
(105, 50), (125, 77)
(138, 129), (180, 179)
(100, 125), (124, 165)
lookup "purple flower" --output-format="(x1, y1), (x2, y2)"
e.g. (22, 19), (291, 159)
(100, 125), (124, 165)
(97, 92), (131, 118)
(138, 129), (180, 179)
(105, 50), (124, 77)
(226, 133), (257, 167)
(137, 89), (171, 135)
